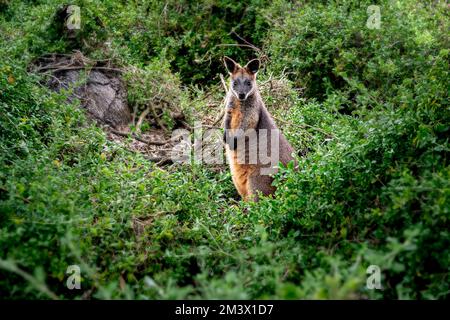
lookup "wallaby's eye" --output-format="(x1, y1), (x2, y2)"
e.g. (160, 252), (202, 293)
(245, 80), (251, 86)
(232, 81), (237, 87)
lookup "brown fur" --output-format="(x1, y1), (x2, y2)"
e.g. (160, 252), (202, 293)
(228, 151), (256, 201)
(226, 95), (257, 201)
(228, 100), (243, 131)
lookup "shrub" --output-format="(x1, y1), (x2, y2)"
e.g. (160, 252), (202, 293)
(0, 0), (448, 300)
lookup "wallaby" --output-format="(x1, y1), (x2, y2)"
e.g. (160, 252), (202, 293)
(222, 56), (295, 201)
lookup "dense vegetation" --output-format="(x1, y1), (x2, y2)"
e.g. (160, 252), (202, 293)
(0, 0), (449, 299)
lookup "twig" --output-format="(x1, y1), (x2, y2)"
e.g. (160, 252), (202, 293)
(109, 128), (169, 146)
(36, 66), (123, 73)
(136, 107), (151, 133)
(190, 124), (223, 130)
(213, 110), (225, 127)
(0, 259), (59, 300)
(212, 73), (228, 126)
(260, 72), (274, 87)
(216, 43), (260, 51)
(150, 105), (168, 132)
(230, 30), (264, 57)
(131, 105), (138, 126)
(271, 115), (336, 139)
(219, 73), (228, 92)
(144, 156), (173, 165)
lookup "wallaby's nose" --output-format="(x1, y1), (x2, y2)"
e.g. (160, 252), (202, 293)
(238, 93), (245, 100)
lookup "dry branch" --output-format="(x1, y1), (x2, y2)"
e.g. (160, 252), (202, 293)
(108, 128), (169, 146)
(136, 107), (151, 133)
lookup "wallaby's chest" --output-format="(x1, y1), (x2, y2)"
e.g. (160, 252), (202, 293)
(226, 99), (243, 130)
(224, 98), (255, 197)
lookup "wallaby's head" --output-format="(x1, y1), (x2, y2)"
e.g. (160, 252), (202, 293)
(223, 56), (260, 101)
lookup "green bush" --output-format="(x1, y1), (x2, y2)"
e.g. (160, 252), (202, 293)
(0, 0), (448, 300)
(265, 0), (449, 104)
(1, 0), (270, 83)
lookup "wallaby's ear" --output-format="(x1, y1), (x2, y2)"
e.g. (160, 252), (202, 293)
(245, 59), (260, 74)
(223, 56), (238, 74)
